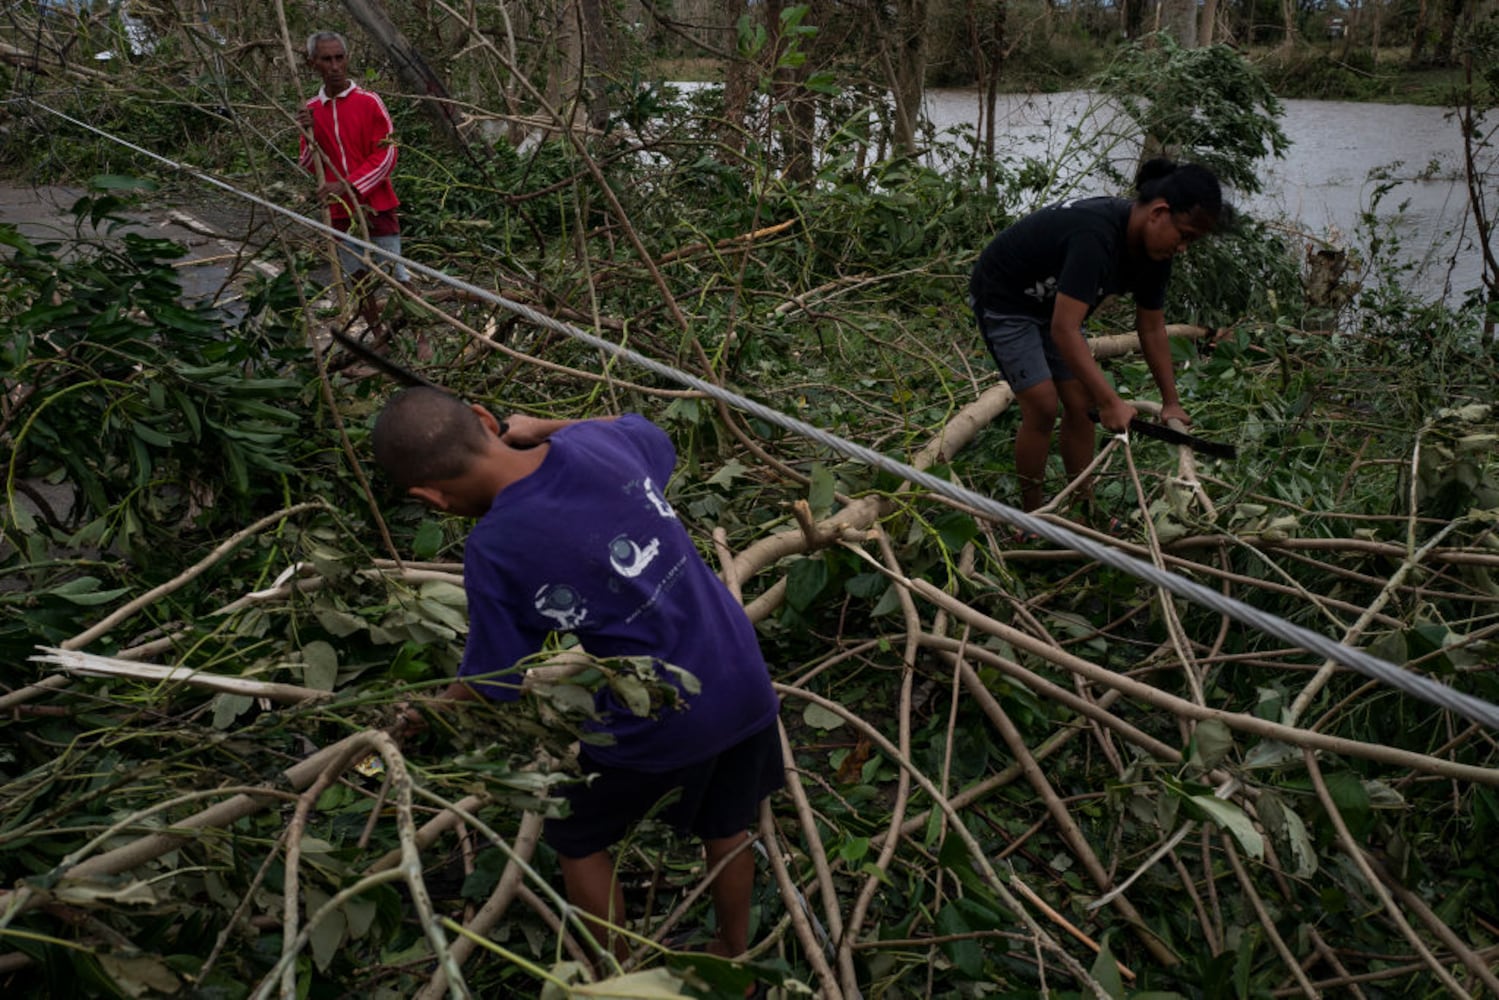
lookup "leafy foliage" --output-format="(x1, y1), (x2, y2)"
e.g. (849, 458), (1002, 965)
(1, 9), (1497, 1000)
(1097, 34), (1291, 195)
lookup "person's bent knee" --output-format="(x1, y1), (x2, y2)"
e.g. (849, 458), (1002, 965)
(1016, 382), (1061, 428)
(1058, 404), (1094, 430)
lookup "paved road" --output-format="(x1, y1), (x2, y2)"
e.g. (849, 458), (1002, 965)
(0, 178), (279, 304)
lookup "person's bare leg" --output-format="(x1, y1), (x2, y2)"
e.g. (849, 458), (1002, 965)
(1013, 380), (1061, 511)
(702, 832), (755, 958)
(559, 850), (629, 964)
(1056, 379), (1097, 499)
(347, 270), (386, 345)
(398, 280), (435, 361)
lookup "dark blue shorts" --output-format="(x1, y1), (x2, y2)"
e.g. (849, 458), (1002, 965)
(544, 721), (785, 858)
(970, 298), (1073, 391)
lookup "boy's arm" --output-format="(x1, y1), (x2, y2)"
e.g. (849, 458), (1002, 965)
(389, 680), (485, 740)
(502, 413), (619, 448)
(1050, 293), (1135, 431)
(1136, 306), (1189, 426)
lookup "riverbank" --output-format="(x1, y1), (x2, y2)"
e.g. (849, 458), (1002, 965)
(1249, 45), (1475, 104)
(655, 46), (1478, 108)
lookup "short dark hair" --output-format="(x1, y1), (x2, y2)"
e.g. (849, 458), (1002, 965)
(1135, 158), (1225, 226)
(372, 388), (491, 490)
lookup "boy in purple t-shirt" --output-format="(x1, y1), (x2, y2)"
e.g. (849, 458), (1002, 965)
(371, 387), (783, 966)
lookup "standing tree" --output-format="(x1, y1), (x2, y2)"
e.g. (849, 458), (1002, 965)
(883, 0), (928, 156)
(1097, 34), (1289, 194)
(1411, 0), (1433, 62)
(723, 0), (754, 156)
(578, 0), (617, 130)
(1455, 14), (1497, 341)
(1435, 0), (1478, 65)
(968, 0), (1008, 180)
(1162, 0), (1200, 46)
(340, 0), (465, 148)
(761, 0), (822, 182)
(1201, 0), (1222, 44)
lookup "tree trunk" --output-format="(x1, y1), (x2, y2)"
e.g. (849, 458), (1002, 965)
(1338, 0), (1357, 60)
(1279, 0), (1299, 47)
(1166, 0), (1198, 45)
(721, 0), (752, 156)
(765, 0), (816, 182)
(967, 0), (1006, 185)
(546, 0), (584, 126)
(1409, 0), (1430, 64)
(339, 0), (465, 148)
(885, 0), (928, 156)
(1434, 0), (1468, 67)
(578, 0), (614, 130)
(1200, 0), (1219, 45)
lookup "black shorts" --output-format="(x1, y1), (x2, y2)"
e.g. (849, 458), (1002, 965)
(544, 721), (785, 858)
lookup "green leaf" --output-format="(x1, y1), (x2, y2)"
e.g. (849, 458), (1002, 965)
(1257, 790), (1317, 877)
(610, 674), (652, 717)
(306, 889), (348, 973)
(655, 660), (702, 695)
(541, 682), (598, 718)
(211, 692), (255, 730)
(0, 224), (38, 254)
(412, 519), (444, 560)
(808, 462), (835, 515)
(837, 836), (870, 864)
(388, 642), (431, 682)
(96, 953), (179, 998)
(933, 510), (980, 552)
(707, 458), (748, 488)
(1188, 794), (1263, 860)
(802, 701), (844, 731)
(344, 894), (378, 939)
(1188, 719), (1234, 771)
(416, 597), (469, 635)
(1234, 925), (1259, 998)
(1323, 771), (1373, 839)
(569, 967), (694, 998)
(419, 581), (464, 605)
(785, 556), (829, 611)
(1089, 931), (1126, 999)
(89, 174), (156, 191)
(314, 605), (368, 638)
(869, 583), (901, 617)
(7, 496), (37, 535)
(130, 420), (175, 447)
(1242, 739), (1298, 769)
(934, 902), (984, 978)
(49, 577), (132, 606)
(301, 640), (338, 691)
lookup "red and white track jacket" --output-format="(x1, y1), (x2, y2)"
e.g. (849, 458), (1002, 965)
(298, 82), (399, 220)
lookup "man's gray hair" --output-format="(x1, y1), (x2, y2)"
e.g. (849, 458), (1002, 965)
(305, 31), (348, 59)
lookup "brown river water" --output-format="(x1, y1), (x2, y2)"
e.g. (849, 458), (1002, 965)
(920, 89), (1486, 302)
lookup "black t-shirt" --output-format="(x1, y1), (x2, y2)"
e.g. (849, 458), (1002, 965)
(969, 197), (1172, 322)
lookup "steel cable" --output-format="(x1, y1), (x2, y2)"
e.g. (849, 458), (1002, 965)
(19, 97), (1499, 731)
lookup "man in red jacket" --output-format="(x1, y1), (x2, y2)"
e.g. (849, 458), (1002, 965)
(296, 31), (412, 342)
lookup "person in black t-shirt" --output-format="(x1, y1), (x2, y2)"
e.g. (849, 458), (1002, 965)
(969, 158), (1225, 512)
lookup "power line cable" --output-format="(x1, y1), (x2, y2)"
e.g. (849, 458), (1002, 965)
(19, 96), (1499, 732)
